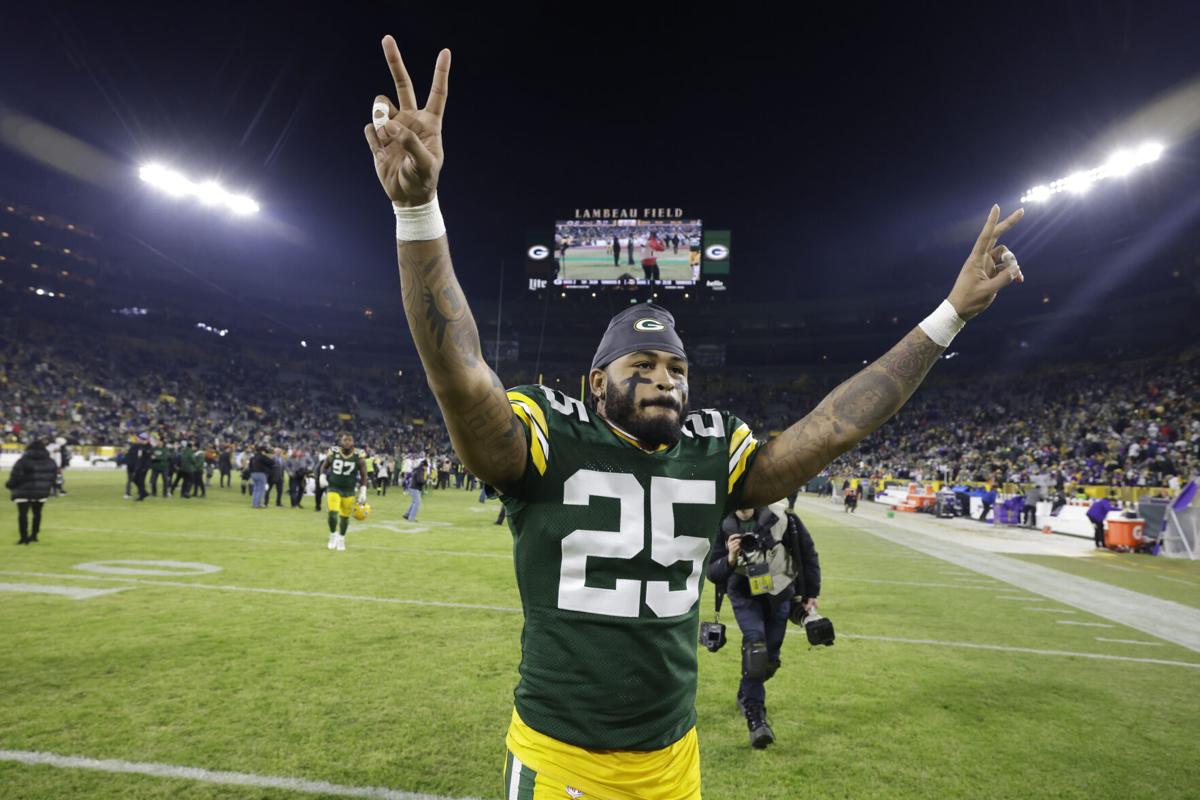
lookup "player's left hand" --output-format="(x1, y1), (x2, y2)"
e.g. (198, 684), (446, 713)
(946, 205), (1025, 321)
(364, 36), (450, 207)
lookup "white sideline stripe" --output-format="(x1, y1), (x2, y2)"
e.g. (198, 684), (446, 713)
(1095, 637), (1163, 647)
(0, 749), (482, 800)
(794, 497), (1200, 653)
(839, 634), (1199, 669)
(0, 583), (129, 600)
(0, 571), (521, 613)
(827, 576), (1005, 591)
(1056, 621), (1115, 628)
(1022, 607), (1076, 614)
(995, 596), (1041, 601)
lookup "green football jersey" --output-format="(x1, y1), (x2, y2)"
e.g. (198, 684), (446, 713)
(502, 384), (760, 750)
(326, 449), (363, 493)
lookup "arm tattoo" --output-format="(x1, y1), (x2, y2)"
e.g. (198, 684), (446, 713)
(400, 246), (481, 370)
(396, 238), (523, 487)
(743, 327), (945, 506)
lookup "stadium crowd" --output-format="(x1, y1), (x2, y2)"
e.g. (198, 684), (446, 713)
(3, 326), (1197, 496)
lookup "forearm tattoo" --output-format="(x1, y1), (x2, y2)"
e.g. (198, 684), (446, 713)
(744, 327), (944, 505)
(400, 245), (480, 370)
(397, 239), (523, 485)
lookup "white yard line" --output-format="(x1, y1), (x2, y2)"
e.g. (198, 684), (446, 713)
(995, 596), (1041, 601)
(0, 583), (128, 600)
(1094, 637), (1163, 647)
(1022, 607), (1076, 614)
(4, 571), (1194, 669)
(52, 526), (511, 559)
(0, 749), (481, 800)
(0, 570), (521, 614)
(795, 497), (1200, 653)
(839, 634), (1198, 669)
(1056, 621), (1115, 628)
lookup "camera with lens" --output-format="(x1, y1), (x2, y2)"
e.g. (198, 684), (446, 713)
(738, 528), (773, 554)
(789, 604), (835, 647)
(699, 620), (727, 652)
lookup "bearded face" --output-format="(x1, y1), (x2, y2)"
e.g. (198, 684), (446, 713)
(597, 351), (690, 448)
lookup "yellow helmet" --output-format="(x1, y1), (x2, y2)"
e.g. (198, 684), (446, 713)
(352, 501), (371, 521)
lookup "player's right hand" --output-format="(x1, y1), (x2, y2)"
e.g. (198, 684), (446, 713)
(364, 36), (450, 207)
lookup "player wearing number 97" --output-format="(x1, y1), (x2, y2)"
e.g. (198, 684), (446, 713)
(316, 432), (369, 552)
(367, 34), (1025, 800)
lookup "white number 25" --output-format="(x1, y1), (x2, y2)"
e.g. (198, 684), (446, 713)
(557, 470), (714, 618)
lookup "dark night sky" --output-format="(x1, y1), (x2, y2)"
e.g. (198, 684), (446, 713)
(2, 2), (1199, 308)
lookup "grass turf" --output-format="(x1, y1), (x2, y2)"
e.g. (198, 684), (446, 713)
(1, 471), (1197, 799)
(559, 246), (694, 281)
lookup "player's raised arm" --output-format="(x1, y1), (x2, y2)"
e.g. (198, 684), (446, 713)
(363, 36), (526, 491)
(739, 205), (1024, 508)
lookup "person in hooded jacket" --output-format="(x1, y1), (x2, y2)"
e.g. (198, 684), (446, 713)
(6, 440), (58, 544)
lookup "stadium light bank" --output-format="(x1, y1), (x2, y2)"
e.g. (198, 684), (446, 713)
(139, 164), (260, 215)
(1020, 142), (1163, 204)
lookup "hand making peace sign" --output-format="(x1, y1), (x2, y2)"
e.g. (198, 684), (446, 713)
(947, 205), (1026, 321)
(364, 36), (450, 208)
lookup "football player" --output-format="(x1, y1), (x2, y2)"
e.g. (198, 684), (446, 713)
(365, 36), (1023, 799)
(316, 432), (368, 551)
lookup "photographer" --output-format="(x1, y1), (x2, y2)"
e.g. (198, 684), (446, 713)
(708, 501), (823, 749)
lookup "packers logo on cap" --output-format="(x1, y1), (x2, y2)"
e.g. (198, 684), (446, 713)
(634, 318), (666, 332)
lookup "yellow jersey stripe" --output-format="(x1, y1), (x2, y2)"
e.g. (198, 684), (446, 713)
(728, 435), (758, 494)
(506, 391), (548, 439)
(510, 401), (548, 475)
(728, 423), (751, 457)
(605, 420), (671, 453)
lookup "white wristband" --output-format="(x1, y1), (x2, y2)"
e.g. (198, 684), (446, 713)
(393, 195), (446, 241)
(918, 299), (966, 348)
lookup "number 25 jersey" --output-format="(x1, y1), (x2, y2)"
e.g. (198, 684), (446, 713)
(502, 385), (759, 750)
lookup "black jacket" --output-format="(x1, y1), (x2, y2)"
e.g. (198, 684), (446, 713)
(249, 453), (275, 474)
(6, 443), (58, 501)
(708, 508), (822, 601)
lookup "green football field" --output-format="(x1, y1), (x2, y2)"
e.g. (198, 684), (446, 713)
(559, 246), (695, 282)
(1, 471), (1198, 799)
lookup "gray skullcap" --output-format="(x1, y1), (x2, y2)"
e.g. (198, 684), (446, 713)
(590, 303), (687, 371)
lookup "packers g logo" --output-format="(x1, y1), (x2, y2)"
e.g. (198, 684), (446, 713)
(527, 245), (550, 260)
(704, 244), (729, 261)
(634, 318), (666, 332)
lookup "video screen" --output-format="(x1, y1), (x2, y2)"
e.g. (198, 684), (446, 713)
(551, 219), (702, 286)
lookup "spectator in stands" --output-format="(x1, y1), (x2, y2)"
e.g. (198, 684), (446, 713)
(7, 440), (57, 544)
